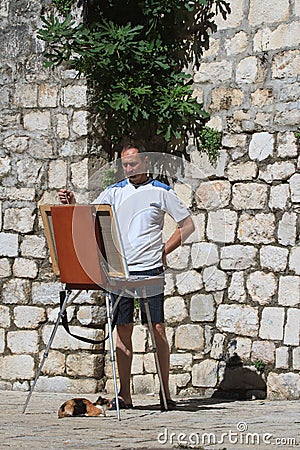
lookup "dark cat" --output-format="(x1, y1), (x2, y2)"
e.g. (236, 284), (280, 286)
(58, 395), (110, 418)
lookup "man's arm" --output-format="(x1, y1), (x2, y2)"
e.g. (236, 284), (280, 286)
(162, 215), (195, 265)
(58, 189), (76, 204)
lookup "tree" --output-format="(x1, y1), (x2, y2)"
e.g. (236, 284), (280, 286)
(38, 0), (230, 159)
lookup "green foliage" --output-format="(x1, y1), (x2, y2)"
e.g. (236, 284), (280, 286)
(102, 167), (116, 188)
(53, 0), (75, 15)
(198, 126), (222, 163)
(38, 0), (230, 156)
(294, 130), (300, 143)
(252, 360), (266, 373)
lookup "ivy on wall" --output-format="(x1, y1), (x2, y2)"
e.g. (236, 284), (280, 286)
(39, 0), (230, 159)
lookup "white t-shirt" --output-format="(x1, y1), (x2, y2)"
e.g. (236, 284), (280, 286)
(93, 178), (190, 271)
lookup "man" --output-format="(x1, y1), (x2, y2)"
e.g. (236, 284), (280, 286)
(59, 143), (194, 410)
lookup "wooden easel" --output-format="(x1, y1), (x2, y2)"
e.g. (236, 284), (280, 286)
(22, 204), (168, 418)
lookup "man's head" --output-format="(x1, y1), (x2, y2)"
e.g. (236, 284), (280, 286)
(121, 143), (149, 185)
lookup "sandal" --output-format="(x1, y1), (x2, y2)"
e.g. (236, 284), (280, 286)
(159, 392), (177, 411)
(109, 397), (133, 410)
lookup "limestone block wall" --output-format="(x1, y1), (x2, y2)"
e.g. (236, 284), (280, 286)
(0, 0), (299, 400)
(105, 0), (300, 400)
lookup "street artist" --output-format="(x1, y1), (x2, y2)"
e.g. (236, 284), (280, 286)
(59, 142), (194, 411)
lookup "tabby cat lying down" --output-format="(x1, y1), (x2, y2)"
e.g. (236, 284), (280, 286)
(58, 395), (110, 418)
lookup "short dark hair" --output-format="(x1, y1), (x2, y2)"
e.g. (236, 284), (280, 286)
(121, 141), (147, 155)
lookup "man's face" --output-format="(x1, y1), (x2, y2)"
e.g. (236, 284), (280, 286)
(121, 147), (148, 184)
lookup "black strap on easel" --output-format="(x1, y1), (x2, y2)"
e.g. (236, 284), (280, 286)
(59, 290), (118, 345)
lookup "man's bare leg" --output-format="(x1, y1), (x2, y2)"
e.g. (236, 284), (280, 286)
(115, 323), (134, 405)
(153, 322), (171, 400)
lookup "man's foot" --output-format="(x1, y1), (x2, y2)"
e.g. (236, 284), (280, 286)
(109, 397), (133, 410)
(159, 392), (177, 411)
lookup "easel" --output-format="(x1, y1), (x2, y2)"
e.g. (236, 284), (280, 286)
(22, 204), (168, 418)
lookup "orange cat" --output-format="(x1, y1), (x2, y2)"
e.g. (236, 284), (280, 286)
(58, 395), (110, 418)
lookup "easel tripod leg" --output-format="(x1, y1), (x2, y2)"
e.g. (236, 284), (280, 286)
(22, 290), (72, 413)
(105, 292), (121, 421)
(142, 288), (168, 411)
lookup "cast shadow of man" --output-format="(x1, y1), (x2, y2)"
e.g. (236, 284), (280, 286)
(211, 354), (267, 401)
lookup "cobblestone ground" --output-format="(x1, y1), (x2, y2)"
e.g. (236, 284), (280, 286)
(0, 391), (299, 449)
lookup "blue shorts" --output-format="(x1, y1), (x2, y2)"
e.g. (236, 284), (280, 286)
(111, 267), (164, 325)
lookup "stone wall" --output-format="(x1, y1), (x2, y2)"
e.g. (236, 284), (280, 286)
(0, 0), (299, 399)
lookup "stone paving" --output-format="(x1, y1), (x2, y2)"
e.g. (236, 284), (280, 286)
(0, 391), (299, 449)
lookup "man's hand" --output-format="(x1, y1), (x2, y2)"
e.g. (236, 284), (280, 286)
(58, 189), (76, 205)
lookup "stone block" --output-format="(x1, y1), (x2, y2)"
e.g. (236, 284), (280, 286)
(184, 214), (206, 243)
(66, 353), (103, 378)
(0, 258), (11, 277)
(0, 233), (18, 257)
(289, 174), (300, 203)
(77, 305), (106, 326)
(259, 307), (285, 340)
(276, 347), (289, 369)
(132, 374), (154, 394)
(2, 279), (30, 305)
(190, 293), (215, 322)
(175, 324), (204, 351)
(164, 297), (188, 324)
(277, 131), (298, 158)
(187, 149), (227, 179)
(252, 340), (275, 364)
(56, 113), (69, 138)
(132, 325), (147, 352)
(4, 207), (35, 233)
(20, 235), (46, 258)
(278, 276), (300, 306)
(191, 242), (219, 268)
(48, 160), (67, 189)
(170, 373), (191, 389)
(238, 213), (275, 244)
(60, 139), (88, 157)
(17, 159), (45, 185)
(131, 354), (144, 374)
(38, 84), (58, 108)
(220, 245), (258, 270)
(236, 56), (258, 83)
(292, 348), (300, 370)
(228, 272), (246, 303)
(284, 308), (300, 346)
(24, 111), (51, 131)
(251, 89), (274, 106)
(13, 258), (38, 279)
(215, 0), (243, 29)
(13, 306), (46, 329)
(72, 110), (88, 136)
(254, 23), (300, 52)
(232, 183), (268, 210)
(203, 266), (227, 291)
(249, 0), (289, 26)
(249, 132), (274, 161)
(278, 212), (297, 246)
(192, 359), (218, 387)
(210, 87), (244, 110)
(260, 245), (288, 272)
(34, 376), (98, 393)
(39, 350), (65, 376)
(216, 305), (259, 337)
(47, 306), (75, 323)
(164, 273), (175, 296)
(42, 325), (104, 351)
(62, 84), (87, 107)
(224, 31), (248, 55)
(7, 330), (38, 354)
(175, 270), (203, 295)
(0, 156), (11, 177)
(210, 333), (225, 359)
(232, 337), (252, 359)
(143, 353), (156, 373)
(207, 209), (237, 243)
(71, 158), (89, 189)
(0, 329), (4, 353)
(170, 353), (193, 371)
(0, 355), (34, 380)
(274, 108), (300, 127)
(0, 305), (10, 328)
(13, 83), (38, 107)
(166, 245), (190, 270)
(272, 50), (300, 80)
(195, 180), (231, 210)
(269, 184), (290, 210)
(259, 161), (296, 183)
(194, 61), (233, 83)
(247, 271), (277, 304)
(289, 247), (300, 275)
(3, 135), (29, 153)
(226, 161), (257, 181)
(32, 282), (62, 305)
(267, 372), (300, 400)
(174, 181), (193, 208)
